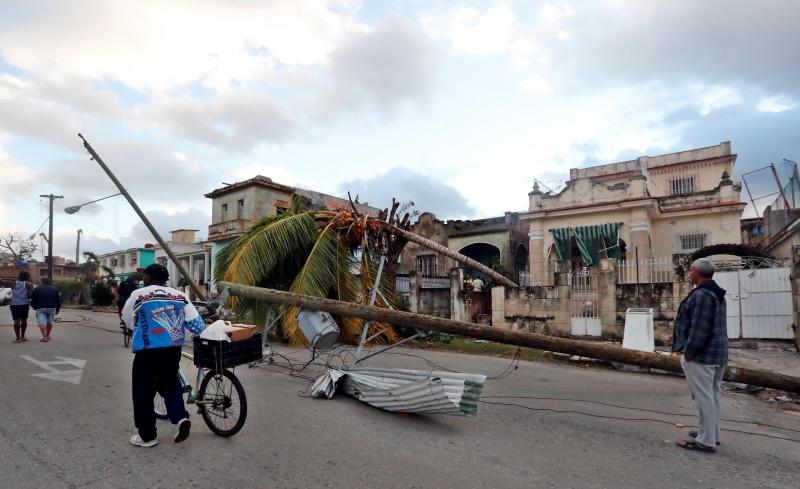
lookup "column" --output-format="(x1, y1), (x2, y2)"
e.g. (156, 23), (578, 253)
(529, 227), (547, 286)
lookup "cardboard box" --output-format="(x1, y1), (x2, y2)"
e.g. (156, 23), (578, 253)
(223, 323), (257, 342)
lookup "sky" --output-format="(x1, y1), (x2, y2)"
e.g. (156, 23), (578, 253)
(1, 0), (799, 261)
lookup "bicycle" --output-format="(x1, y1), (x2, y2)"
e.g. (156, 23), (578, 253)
(120, 320), (132, 348)
(152, 295), (258, 437)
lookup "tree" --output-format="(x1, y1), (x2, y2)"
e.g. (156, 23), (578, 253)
(0, 232), (38, 264)
(215, 195), (516, 346)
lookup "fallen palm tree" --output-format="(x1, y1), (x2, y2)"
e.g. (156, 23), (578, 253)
(219, 282), (800, 395)
(216, 196), (516, 346)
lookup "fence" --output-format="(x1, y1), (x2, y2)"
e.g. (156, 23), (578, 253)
(617, 256), (673, 283)
(420, 275), (450, 289)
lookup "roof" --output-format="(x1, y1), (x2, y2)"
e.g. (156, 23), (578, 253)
(204, 175), (294, 199)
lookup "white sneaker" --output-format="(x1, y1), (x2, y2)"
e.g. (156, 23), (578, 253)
(130, 434), (158, 447)
(174, 418), (191, 443)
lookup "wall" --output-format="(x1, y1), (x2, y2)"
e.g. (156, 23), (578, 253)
(650, 210), (743, 257)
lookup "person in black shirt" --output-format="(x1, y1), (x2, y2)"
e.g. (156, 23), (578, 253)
(30, 277), (61, 342)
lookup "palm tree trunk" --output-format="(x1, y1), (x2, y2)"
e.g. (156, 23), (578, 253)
(383, 223), (518, 288)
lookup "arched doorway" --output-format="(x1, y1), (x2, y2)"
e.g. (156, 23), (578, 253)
(458, 242), (500, 324)
(458, 243), (501, 281)
(514, 243), (529, 285)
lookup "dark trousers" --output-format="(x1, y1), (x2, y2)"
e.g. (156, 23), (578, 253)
(132, 347), (189, 442)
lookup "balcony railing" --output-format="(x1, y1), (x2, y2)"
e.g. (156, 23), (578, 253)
(207, 219), (252, 241)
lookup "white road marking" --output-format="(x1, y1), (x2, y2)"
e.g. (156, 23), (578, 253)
(21, 355), (86, 385)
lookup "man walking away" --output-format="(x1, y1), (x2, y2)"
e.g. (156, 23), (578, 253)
(31, 277), (60, 342)
(672, 258), (728, 453)
(122, 264), (205, 447)
(9, 271), (33, 343)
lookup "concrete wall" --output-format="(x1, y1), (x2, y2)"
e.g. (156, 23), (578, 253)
(210, 186), (293, 224)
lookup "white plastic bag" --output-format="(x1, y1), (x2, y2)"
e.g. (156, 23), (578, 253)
(199, 320), (231, 342)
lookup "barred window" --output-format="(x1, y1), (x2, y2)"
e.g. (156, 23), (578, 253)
(416, 255), (437, 276)
(678, 233), (706, 252)
(670, 176), (695, 195)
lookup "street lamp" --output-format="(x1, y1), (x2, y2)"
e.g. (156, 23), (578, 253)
(64, 193), (121, 214)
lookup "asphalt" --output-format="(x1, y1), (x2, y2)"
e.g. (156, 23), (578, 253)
(1, 308), (799, 489)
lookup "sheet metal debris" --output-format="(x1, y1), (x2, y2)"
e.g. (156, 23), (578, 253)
(311, 367), (486, 416)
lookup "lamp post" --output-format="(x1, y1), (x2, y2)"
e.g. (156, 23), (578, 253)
(64, 193), (121, 215)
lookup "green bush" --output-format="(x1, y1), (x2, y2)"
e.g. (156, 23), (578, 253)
(55, 280), (82, 303)
(90, 281), (115, 306)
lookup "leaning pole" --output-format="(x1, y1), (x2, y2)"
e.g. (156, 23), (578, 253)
(220, 281), (800, 394)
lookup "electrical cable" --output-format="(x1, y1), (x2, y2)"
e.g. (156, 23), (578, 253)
(481, 395), (800, 434)
(479, 400), (800, 444)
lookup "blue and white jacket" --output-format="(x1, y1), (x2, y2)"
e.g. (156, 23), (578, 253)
(121, 285), (205, 353)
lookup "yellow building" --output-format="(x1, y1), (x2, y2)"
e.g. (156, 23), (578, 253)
(522, 142), (746, 284)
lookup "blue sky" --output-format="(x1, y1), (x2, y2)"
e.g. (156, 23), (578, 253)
(1, 0), (799, 261)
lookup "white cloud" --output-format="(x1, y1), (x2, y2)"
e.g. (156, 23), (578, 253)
(694, 85), (743, 116)
(446, 5), (515, 56)
(541, 3), (575, 24)
(756, 95), (797, 113)
(152, 90), (295, 150)
(520, 74), (552, 94)
(233, 163), (319, 190)
(0, 0), (358, 92)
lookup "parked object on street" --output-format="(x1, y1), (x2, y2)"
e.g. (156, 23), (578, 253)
(311, 367), (486, 416)
(622, 308), (654, 352)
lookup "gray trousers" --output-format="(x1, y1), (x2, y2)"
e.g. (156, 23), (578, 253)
(680, 356), (724, 447)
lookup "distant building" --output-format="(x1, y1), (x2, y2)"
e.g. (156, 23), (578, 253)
(0, 256), (80, 283)
(99, 246), (156, 279)
(204, 175), (378, 290)
(153, 229), (211, 289)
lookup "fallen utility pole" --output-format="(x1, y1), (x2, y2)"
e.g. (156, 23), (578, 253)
(79, 134), (206, 301)
(220, 281), (800, 394)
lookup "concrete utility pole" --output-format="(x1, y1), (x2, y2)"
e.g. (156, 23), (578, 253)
(39, 194), (64, 280)
(220, 282), (800, 395)
(78, 134), (206, 301)
(76, 229), (82, 265)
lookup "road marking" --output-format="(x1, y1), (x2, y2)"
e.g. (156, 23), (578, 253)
(21, 355), (86, 385)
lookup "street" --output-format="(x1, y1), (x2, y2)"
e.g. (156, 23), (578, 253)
(1, 309), (799, 489)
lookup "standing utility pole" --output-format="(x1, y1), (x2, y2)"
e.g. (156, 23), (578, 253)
(39, 194), (64, 280)
(78, 134), (206, 301)
(76, 229), (83, 265)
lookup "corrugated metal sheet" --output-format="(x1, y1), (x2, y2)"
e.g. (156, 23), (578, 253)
(310, 367), (486, 416)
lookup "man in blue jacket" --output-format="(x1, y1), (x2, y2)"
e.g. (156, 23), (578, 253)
(672, 258), (728, 453)
(30, 277), (61, 342)
(122, 264), (205, 447)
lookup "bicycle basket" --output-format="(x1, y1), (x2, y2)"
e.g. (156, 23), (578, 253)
(193, 333), (263, 369)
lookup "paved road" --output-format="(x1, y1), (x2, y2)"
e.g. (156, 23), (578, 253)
(1, 309), (799, 489)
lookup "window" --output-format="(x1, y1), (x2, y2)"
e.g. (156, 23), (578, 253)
(111, 258), (118, 267)
(678, 233), (706, 253)
(275, 199), (289, 214)
(131, 253), (137, 265)
(237, 199), (245, 219)
(221, 203), (228, 221)
(670, 176), (695, 195)
(416, 255), (437, 276)
(119, 255), (126, 267)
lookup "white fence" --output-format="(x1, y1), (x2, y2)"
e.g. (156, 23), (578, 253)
(420, 275), (450, 289)
(617, 256), (673, 283)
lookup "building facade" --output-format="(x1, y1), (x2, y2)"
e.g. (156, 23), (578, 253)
(99, 246), (156, 279)
(205, 175), (378, 290)
(523, 142), (746, 284)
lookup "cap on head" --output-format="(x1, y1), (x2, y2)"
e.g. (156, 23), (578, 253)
(143, 263), (169, 284)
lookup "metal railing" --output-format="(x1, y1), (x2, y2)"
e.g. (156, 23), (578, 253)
(618, 256), (673, 283)
(395, 275), (410, 293)
(420, 275), (450, 289)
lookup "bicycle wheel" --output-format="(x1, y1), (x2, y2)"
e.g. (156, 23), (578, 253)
(198, 369), (247, 437)
(154, 394), (168, 419)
